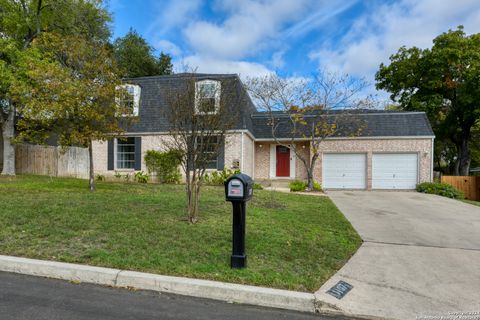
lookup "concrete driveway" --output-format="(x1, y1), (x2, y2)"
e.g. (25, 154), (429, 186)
(315, 191), (480, 320)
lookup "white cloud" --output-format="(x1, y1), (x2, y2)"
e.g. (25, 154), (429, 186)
(154, 40), (182, 56)
(146, 0), (357, 77)
(176, 55), (273, 79)
(270, 50), (285, 69)
(147, 0), (202, 36)
(183, 0), (312, 60)
(285, 0), (358, 38)
(309, 0), (480, 81)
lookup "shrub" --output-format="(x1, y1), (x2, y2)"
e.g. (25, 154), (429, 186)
(313, 182), (322, 191)
(144, 149), (183, 184)
(416, 182), (464, 199)
(95, 174), (105, 181)
(114, 171), (122, 179)
(123, 173), (131, 182)
(203, 168), (241, 185)
(289, 180), (307, 192)
(134, 171), (149, 183)
(253, 183), (263, 190)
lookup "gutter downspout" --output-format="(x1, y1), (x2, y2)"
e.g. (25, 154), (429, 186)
(431, 137), (435, 182)
(252, 138), (255, 179)
(240, 132), (244, 173)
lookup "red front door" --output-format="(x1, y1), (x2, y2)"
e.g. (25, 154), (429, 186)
(276, 145), (290, 177)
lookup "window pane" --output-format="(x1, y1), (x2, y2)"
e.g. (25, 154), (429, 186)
(117, 85), (138, 115)
(116, 137), (136, 169)
(118, 145), (135, 153)
(195, 136), (219, 169)
(206, 160), (217, 169)
(199, 83), (216, 98)
(198, 98), (216, 113)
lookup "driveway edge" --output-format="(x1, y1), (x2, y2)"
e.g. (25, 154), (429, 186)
(0, 255), (316, 313)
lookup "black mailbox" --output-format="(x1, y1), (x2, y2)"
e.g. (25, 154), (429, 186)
(224, 173), (254, 269)
(225, 174), (254, 202)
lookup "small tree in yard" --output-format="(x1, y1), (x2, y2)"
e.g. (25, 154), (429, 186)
(163, 74), (240, 223)
(246, 71), (372, 191)
(15, 33), (131, 191)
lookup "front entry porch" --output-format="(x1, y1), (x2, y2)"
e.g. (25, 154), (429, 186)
(253, 142), (309, 183)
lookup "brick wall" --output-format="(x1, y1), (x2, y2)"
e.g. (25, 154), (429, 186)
(242, 134), (254, 176)
(93, 133), (247, 176)
(254, 142), (269, 180)
(94, 136), (433, 188)
(295, 142), (310, 180)
(92, 135), (175, 176)
(224, 133), (242, 171)
(92, 140), (108, 174)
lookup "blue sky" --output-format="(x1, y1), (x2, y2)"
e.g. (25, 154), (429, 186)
(109, 0), (480, 97)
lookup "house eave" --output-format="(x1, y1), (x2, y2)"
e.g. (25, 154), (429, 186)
(253, 135), (435, 142)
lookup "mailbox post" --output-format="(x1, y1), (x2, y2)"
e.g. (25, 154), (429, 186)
(225, 174), (253, 269)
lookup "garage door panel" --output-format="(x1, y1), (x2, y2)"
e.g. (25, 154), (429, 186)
(323, 154), (366, 189)
(372, 153), (418, 189)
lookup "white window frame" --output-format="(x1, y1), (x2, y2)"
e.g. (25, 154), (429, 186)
(194, 80), (221, 115)
(115, 137), (136, 170)
(116, 84), (141, 116)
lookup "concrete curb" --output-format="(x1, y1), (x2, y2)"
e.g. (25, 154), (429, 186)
(0, 255), (315, 313)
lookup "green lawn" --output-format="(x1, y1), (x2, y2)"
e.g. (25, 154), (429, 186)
(463, 199), (480, 207)
(0, 175), (361, 292)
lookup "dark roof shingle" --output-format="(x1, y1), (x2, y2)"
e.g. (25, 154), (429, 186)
(250, 111), (434, 139)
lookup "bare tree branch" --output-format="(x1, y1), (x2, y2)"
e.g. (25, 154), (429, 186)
(161, 72), (240, 223)
(246, 71), (375, 190)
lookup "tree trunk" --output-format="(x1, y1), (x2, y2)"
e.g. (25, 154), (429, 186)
(306, 169), (314, 191)
(454, 135), (471, 176)
(306, 151), (319, 191)
(190, 181), (200, 224)
(88, 140), (95, 192)
(1, 104), (16, 176)
(185, 179), (200, 224)
(184, 165), (198, 223)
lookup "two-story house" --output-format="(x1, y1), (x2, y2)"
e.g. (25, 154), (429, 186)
(92, 73), (435, 190)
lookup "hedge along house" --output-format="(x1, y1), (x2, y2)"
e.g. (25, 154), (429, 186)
(92, 73), (435, 190)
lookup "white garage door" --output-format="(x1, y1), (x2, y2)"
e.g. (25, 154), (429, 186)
(372, 153), (418, 189)
(323, 153), (366, 189)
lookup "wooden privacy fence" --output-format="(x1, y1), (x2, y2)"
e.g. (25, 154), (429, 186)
(441, 176), (480, 201)
(15, 144), (89, 179)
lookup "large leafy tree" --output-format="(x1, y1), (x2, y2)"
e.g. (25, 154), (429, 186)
(0, 0), (111, 175)
(113, 29), (173, 78)
(15, 33), (130, 191)
(376, 27), (480, 175)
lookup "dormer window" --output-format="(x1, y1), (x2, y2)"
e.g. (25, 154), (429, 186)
(195, 80), (220, 115)
(117, 84), (141, 116)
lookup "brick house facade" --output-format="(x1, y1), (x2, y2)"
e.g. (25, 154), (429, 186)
(92, 73), (434, 190)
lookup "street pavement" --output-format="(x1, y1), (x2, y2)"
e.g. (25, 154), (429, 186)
(0, 271), (356, 320)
